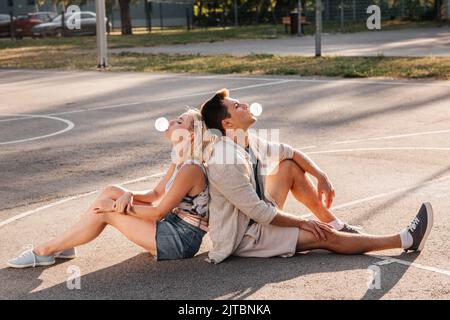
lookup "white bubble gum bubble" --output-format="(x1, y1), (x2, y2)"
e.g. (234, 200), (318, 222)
(250, 103), (263, 116)
(155, 117), (169, 132)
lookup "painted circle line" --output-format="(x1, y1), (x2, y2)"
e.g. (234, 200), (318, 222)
(0, 113), (75, 146)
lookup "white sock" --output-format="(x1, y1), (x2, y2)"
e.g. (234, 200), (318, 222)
(400, 228), (413, 249)
(329, 219), (345, 230)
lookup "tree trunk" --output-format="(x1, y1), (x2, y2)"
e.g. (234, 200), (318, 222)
(434, 0), (442, 20)
(118, 0), (132, 35)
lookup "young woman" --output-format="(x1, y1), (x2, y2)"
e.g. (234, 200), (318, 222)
(8, 109), (210, 268)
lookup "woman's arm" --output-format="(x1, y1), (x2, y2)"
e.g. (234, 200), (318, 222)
(131, 164), (176, 203)
(127, 164), (204, 222)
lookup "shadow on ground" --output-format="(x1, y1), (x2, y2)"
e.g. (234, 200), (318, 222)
(0, 251), (418, 300)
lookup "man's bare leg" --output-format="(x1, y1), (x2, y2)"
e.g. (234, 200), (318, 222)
(296, 228), (401, 254)
(266, 159), (338, 223)
(296, 202), (433, 254)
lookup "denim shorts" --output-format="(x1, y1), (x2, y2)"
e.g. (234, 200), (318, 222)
(155, 213), (206, 261)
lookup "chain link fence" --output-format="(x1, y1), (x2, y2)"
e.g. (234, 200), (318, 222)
(1, 0), (448, 34)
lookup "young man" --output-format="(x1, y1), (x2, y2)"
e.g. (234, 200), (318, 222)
(200, 88), (433, 264)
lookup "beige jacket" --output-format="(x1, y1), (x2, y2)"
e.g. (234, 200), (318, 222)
(206, 134), (294, 264)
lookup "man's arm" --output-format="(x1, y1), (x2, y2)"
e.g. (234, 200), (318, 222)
(292, 149), (335, 209)
(271, 210), (331, 241)
(262, 136), (335, 209)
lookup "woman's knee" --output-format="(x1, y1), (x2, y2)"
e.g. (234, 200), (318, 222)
(100, 185), (126, 198)
(104, 185), (125, 194)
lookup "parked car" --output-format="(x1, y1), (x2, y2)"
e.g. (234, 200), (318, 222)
(0, 13), (13, 38)
(13, 12), (57, 38)
(31, 11), (111, 38)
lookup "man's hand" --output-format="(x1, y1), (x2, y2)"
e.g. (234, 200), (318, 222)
(298, 220), (334, 241)
(113, 192), (133, 214)
(317, 174), (335, 209)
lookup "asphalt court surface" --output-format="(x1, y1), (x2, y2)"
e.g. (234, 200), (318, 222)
(1, 69), (450, 299)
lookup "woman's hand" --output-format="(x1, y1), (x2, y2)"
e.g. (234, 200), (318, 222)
(113, 192), (133, 214)
(298, 220), (334, 241)
(93, 198), (115, 214)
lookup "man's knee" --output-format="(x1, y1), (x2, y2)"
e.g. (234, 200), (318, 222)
(325, 230), (343, 251)
(281, 160), (308, 186)
(279, 159), (304, 175)
(269, 160), (305, 184)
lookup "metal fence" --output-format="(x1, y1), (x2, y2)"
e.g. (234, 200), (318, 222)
(276, 0), (450, 36)
(0, 0), (194, 30)
(191, 0), (450, 27)
(304, 0), (450, 23)
(1, 0), (448, 33)
(107, 0), (194, 30)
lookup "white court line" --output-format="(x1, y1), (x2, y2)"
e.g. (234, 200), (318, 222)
(307, 146), (450, 155)
(300, 146), (450, 217)
(0, 191), (97, 229)
(0, 116), (35, 123)
(0, 80), (293, 122)
(298, 145), (317, 150)
(299, 174), (450, 220)
(184, 76), (450, 87)
(0, 172), (165, 229)
(141, 72), (450, 87)
(3, 69), (450, 87)
(330, 129), (450, 145)
(370, 255), (450, 277)
(0, 114), (74, 145)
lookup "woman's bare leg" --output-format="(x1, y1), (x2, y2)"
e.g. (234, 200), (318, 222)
(296, 228), (402, 254)
(34, 185), (157, 256)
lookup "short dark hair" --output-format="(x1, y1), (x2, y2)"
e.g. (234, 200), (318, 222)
(200, 88), (230, 135)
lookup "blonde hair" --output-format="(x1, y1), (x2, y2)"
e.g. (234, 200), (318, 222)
(184, 108), (219, 164)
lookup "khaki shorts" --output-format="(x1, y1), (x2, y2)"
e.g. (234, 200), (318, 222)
(233, 222), (299, 258)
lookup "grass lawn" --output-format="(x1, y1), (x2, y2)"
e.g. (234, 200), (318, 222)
(0, 25), (286, 50)
(1, 45), (450, 79)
